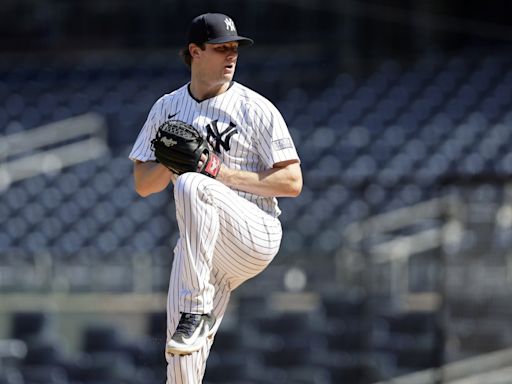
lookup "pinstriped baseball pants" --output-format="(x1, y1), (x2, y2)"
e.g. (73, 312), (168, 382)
(166, 172), (282, 384)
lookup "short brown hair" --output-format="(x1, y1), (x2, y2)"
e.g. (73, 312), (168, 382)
(179, 43), (205, 68)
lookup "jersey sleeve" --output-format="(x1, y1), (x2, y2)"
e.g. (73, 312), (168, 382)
(128, 97), (165, 162)
(255, 100), (300, 168)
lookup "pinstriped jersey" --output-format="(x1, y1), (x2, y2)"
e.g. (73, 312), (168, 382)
(129, 81), (300, 217)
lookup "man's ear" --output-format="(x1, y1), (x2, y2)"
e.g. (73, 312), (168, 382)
(189, 44), (202, 58)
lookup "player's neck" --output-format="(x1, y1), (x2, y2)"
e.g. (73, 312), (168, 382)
(188, 79), (231, 102)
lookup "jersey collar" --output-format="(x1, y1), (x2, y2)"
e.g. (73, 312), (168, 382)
(187, 81), (235, 103)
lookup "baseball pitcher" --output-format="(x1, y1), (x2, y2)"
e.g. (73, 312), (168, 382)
(129, 13), (302, 384)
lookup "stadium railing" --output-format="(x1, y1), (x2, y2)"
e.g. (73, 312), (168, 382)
(0, 112), (109, 190)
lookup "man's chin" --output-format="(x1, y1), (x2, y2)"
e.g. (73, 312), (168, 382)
(222, 70), (235, 79)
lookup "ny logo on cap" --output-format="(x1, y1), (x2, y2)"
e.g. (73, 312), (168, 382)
(224, 18), (236, 32)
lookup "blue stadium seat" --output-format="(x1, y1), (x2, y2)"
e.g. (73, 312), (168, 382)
(10, 312), (53, 342)
(21, 365), (69, 384)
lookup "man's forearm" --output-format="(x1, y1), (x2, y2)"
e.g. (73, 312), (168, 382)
(217, 162), (302, 198)
(133, 161), (174, 197)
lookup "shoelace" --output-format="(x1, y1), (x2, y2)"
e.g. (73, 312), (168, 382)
(175, 314), (201, 336)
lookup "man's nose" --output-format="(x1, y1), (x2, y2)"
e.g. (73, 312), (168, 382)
(227, 48), (238, 58)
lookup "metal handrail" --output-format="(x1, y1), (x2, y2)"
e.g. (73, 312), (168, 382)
(0, 113), (106, 158)
(343, 195), (459, 245)
(336, 194), (464, 306)
(0, 113), (108, 189)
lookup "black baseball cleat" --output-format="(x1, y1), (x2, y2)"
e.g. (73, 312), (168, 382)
(166, 313), (216, 355)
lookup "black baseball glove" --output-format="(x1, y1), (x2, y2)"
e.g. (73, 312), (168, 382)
(151, 120), (222, 178)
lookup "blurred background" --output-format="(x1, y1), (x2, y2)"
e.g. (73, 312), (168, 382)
(1, 1), (512, 383)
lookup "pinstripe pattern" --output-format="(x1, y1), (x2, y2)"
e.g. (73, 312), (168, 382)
(130, 81), (298, 384)
(129, 81), (299, 217)
(164, 173), (282, 384)
(174, 173), (281, 300)
(165, 172), (281, 383)
(166, 258), (232, 384)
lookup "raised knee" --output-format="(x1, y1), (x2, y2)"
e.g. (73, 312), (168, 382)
(175, 172), (202, 188)
(174, 172), (212, 203)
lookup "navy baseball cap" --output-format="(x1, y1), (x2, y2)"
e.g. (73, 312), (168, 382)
(187, 13), (254, 46)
